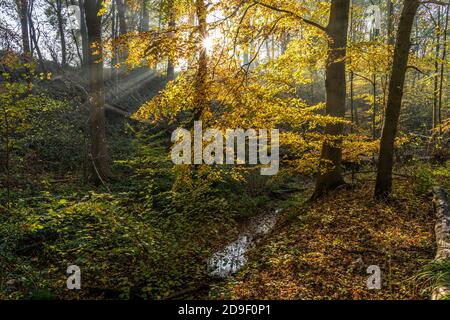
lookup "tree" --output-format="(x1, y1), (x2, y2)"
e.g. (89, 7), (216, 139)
(312, 0), (351, 197)
(250, 1), (350, 197)
(167, 0), (176, 81)
(438, 4), (449, 130)
(78, 0), (90, 67)
(193, 0), (208, 122)
(116, 0), (128, 74)
(84, 0), (111, 183)
(433, 6), (441, 129)
(117, 0), (127, 36)
(375, 0), (421, 199)
(55, 0), (67, 67)
(44, 0), (68, 67)
(140, 0), (150, 32)
(28, 0), (45, 71)
(387, 0), (395, 45)
(17, 0), (30, 55)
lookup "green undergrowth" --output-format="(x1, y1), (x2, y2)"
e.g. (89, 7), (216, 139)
(0, 119), (292, 299)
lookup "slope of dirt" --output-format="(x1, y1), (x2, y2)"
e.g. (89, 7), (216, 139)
(211, 180), (435, 300)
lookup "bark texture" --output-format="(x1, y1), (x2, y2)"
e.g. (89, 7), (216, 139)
(18, 0), (30, 55)
(141, 0), (150, 32)
(313, 0), (350, 197)
(78, 0), (90, 67)
(85, 0), (111, 183)
(431, 187), (450, 300)
(193, 0), (208, 122)
(375, 0), (420, 199)
(117, 0), (127, 36)
(167, 0), (176, 81)
(55, 0), (67, 67)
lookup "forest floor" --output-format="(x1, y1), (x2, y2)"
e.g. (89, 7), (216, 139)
(209, 178), (436, 300)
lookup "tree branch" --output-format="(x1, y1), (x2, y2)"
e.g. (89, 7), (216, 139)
(233, 3), (258, 58)
(252, 0), (327, 33)
(406, 65), (425, 74)
(353, 72), (374, 84)
(241, 16), (285, 72)
(420, 1), (450, 6)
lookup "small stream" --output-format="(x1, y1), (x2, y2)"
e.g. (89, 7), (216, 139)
(207, 208), (282, 278)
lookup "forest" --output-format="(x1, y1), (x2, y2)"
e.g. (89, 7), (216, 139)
(0, 0), (449, 301)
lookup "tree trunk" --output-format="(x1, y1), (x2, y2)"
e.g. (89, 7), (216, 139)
(383, 0), (395, 128)
(69, 26), (83, 66)
(84, 0), (110, 183)
(111, 0), (118, 91)
(438, 5), (449, 131)
(313, 0), (350, 198)
(350, 71), (356, 126)
(68, 0), (82, 64)
(433, 7), (441, 130)
(140, 0), (149, 31)
(372, 74), (377, 139)
(28, 0), (45, 72)
(374, 0), (420, 199)
(117, 0), (127, 36)
(281, 31), (290, 54)
(431, 187), (450, 300)
(18, 0), (31, 55)
(187, 6), (196, 69)
(2, 100), (11, 211)
(193, 0), (208, 122)
(78, 0), (89, 68)
(349, 1), (356, 128)
(167, 0), (176, 81)
(387, 0), (395, 45)
(116, 0), (128, 69)
(56, 0), (67, 67)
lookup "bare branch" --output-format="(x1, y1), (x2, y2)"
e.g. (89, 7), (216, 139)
(353, 73), (374, 84)
(420, 0), (450, 6)
(407, 65), (425, 74)
(232, 3), (258, 58)
(241, 16), (285, 73)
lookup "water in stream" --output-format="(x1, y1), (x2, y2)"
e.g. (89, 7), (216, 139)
(208, 209), (282, 278)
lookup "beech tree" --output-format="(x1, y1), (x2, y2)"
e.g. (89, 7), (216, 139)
(17, 0), (30, 56)
(375, 0), (449, 199)
(375, 0), (420, 198)
(44, 0), (67, 67)
(78, 0), (90, 67)
(84, 0), (110, 183)
(312, 0), (350, 197)
(375, 0), (419, 198)
(193, 0), (208, 122)
(167, 0), (176, 81)
(250, 0), (351, 198)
